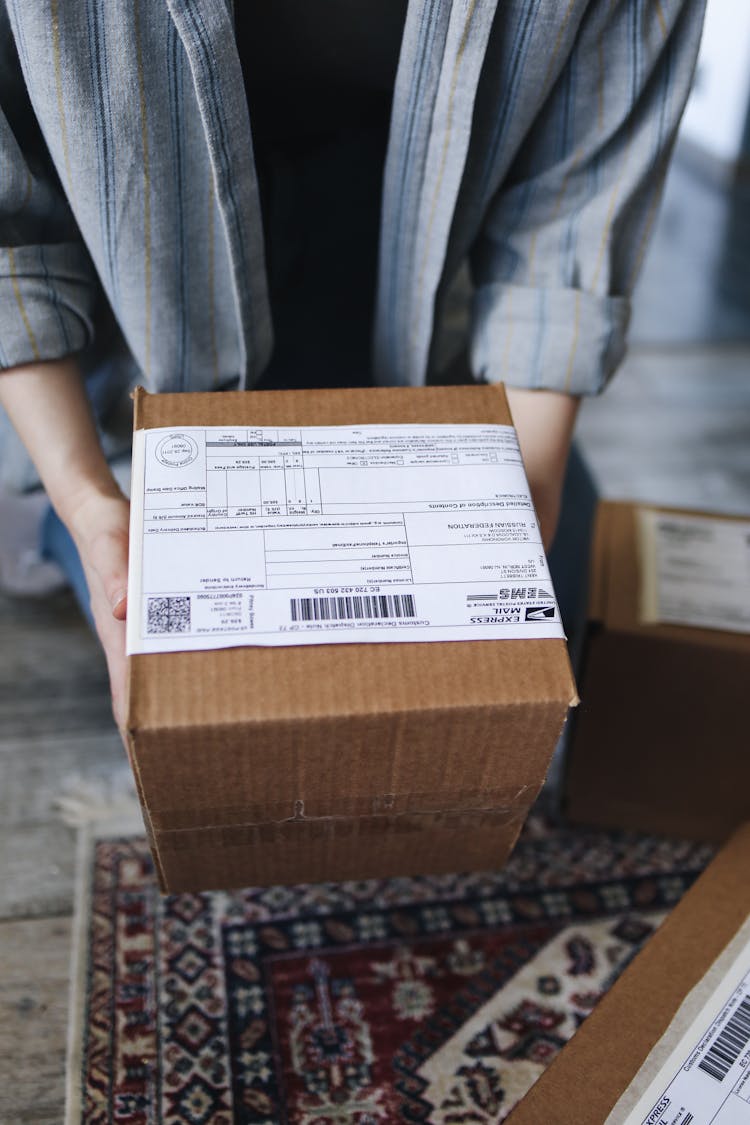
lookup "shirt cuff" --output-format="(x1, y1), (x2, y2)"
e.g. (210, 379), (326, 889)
(470, 283), (631, 396)
(0, 242), (97, 370)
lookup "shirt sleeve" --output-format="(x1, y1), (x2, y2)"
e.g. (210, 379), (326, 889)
(0, 3), (98, 372)
(469, 0), (707, 396)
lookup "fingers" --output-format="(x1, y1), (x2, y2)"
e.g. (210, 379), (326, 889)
(71, 494), (132, 729)
(86, 524), (130, 617)
(96, 599), (128, 729)
(112, 594), (128, 622)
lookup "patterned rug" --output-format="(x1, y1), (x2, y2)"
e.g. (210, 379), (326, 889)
(66, 815), (715, 1124)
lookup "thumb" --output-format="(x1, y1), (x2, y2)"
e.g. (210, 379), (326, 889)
(86, 525), (130, 619)
(111, 591), (128, 621)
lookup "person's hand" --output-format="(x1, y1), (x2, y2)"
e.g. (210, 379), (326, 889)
(68, 490), (131, 730)
(505, 387), (580, 550)
(0, 356), (132, 730)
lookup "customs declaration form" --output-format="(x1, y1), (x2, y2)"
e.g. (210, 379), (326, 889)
(127, 424), (564, 654)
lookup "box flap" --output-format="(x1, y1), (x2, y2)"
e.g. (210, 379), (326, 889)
(133, 383), (511, 430)
(151, 806), (531, 891)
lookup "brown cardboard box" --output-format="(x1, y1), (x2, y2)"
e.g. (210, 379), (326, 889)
(564, 501), (750, 843)
(126, 384), (576, 892)
(507, 822), (750, 1124)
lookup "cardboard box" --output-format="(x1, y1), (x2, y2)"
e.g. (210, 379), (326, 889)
(564, 501), (750, 843)
(125, 384), (576, 892)
(507, 822), (750, 1124)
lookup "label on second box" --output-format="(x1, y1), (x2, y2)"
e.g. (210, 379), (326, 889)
(127, 424), (563, 653)
(609, 919), (750, 1125)
(638, 509), (750, 635)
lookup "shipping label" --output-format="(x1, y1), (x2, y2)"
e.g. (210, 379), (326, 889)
(126, 424), (563, 653)
(638, 509), (750, 634)
(610, 921), (750, 1124)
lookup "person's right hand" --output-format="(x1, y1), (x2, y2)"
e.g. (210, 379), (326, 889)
(68, 491), (131, 731)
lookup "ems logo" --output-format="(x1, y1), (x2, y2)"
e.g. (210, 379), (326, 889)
(525, 605), (556, 621)
(497, 586), (554, 601)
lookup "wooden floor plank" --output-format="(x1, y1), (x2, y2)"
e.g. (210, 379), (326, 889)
(0, 823), (77, 920)
(0, 590), (112, 740)
(0, 916), (71, 1125)
(0, 731), (125, 825)
(0, 693), (116, 741)
(0, 588), (102, 680)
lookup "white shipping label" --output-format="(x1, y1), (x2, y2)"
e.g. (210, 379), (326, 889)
(609, 920), (750, 1125)
(126, 424), (563, 653)
(638, 509), (750, 635)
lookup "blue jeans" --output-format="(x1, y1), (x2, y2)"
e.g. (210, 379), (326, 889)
(547, 442), (598, 672)
(41, 505), (94, 628)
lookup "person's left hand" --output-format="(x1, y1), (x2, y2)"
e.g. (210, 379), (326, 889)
(505, 386), (580, 550)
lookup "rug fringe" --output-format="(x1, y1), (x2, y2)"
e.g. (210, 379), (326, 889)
(65, 825), (94, 1125)
(63, 768), (146, 1125)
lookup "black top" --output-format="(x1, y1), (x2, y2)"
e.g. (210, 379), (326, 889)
(234, 2), (408, 387)
(237, 1), (406, 145)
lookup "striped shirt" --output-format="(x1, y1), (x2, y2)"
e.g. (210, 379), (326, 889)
(0, 0), (705, 484)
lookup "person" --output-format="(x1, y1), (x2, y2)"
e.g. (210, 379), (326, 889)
(0, 1), (706, 729)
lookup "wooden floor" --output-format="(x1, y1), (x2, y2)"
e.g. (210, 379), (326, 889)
(0, 594), (121, 1125)
(1, 149), (749, 1125)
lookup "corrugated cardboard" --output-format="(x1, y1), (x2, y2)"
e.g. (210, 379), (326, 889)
(564, 501), (750, 842)
(126, 384), (576, 892)
(507, 821), (750, 1124)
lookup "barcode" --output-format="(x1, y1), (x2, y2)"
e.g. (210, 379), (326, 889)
(683, 1115), (693, 1124)
(698, 996), (750, 1081)
(147, 595), (191, 634)
(290, 593), (417, 622)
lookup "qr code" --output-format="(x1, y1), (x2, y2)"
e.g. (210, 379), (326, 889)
(146, 596), (191, 634)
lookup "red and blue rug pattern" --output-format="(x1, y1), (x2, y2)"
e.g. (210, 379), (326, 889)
(78, 821), (714, 1123)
